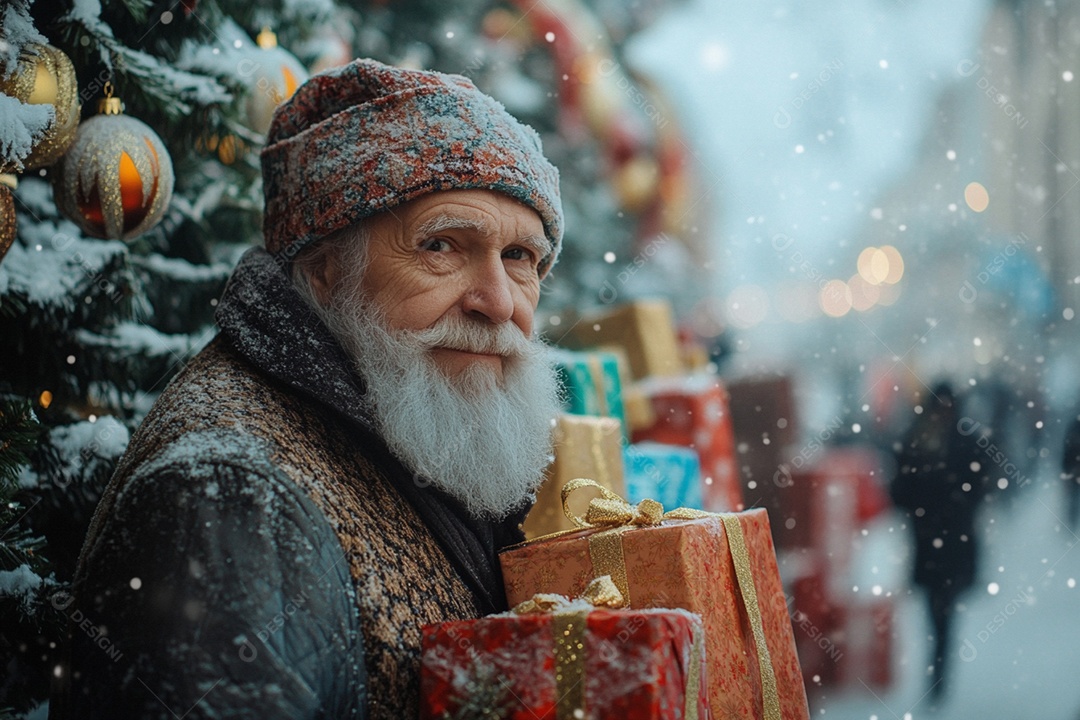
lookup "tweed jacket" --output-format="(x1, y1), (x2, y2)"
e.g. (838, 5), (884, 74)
(50, 247), (529, 719)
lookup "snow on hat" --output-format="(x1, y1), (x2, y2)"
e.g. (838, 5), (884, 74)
(261, 58), (564, 276)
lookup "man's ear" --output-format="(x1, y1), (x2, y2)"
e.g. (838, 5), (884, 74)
(307, 251), (341, 306)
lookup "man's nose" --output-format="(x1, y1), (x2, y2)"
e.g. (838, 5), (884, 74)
(460, 257), (515, 325)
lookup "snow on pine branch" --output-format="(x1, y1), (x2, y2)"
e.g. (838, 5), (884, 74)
(133, 253), (233, 283)
(0, 93), (52, 171)
(29, 417), (130, 492)
(175, 17), (281, 91)
(61, 0), (231, 118)
(0, 224), (128, 311)
(0, 564), (51, 616)
(0, 0), (48, 71)
(75, 321), (208, 360)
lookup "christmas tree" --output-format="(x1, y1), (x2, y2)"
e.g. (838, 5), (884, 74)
(0, 0), (698, 714)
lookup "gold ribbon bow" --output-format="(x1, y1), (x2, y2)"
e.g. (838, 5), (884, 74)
(561, 476), (704, 528)
(555, 477), (782, 720)
(510, 575), (703, 720)
(511, 575), (626, 614)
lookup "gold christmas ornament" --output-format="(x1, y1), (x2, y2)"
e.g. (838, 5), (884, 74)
(53, 85), (175, 241)
(244, 28), (309, 136)
(0, 175), (16, 264)
(0, 44), (79, 171)
(195, 132), (247, 165)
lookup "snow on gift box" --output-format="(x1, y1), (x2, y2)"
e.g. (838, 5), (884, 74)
(420, 576), (708, 720)
(500, 479), (810, 719)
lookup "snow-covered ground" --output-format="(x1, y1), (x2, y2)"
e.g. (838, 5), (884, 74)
(817, 475), (1080, 719)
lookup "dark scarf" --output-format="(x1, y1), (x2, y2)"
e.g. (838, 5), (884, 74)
(215, 247), (528, 615)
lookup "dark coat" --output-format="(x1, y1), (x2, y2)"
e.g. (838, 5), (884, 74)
(891, 409), (987, 593)
(49, 248), (529, 719)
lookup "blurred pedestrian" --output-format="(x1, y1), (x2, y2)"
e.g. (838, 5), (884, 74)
(890, 381), (987, 704)
(1062, 407), (1080, 532)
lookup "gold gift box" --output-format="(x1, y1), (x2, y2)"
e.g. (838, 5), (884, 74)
(567, 300), (684, 381)
(521, 415), (625, 539)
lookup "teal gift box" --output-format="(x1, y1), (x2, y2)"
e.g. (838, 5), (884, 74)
(553, 349), (627, 437)
(623, 442), (704, 510)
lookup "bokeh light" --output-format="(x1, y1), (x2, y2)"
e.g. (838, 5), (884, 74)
(964, 181), (990, 212)
(880, 244), (905, 284)
(820, 279), (853, 317)
(725, 284), (770, 328)
(857, 247), (889, 285)
(849, 274), (881, 311)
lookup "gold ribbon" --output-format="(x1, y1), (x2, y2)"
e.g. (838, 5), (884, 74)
(511, 575), (626, 615)
(553, 478), (782, 720)
(511, 576), (704, 720)
(586, 353), (611, 417)
(511, 577), (618, 720)
(685, 621), (705, 720)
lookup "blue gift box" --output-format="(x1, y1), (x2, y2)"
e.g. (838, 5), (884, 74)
(623, 442), (704, 510)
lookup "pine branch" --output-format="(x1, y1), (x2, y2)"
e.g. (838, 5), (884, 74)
(0, 399), (52, 612)
(0, 399), (43, 487)
(57, 11), (231, 121)
(115, 0), (152, 25)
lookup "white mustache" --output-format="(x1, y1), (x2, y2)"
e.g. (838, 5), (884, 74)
(407, 316), (535, 358)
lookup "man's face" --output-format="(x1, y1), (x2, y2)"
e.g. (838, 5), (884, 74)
(323, 189), (549, 381)
(296, 188), (561, 520)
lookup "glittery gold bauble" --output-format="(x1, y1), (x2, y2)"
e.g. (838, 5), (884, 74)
(53, 106), (175, 241)
(0, 44), (79, 171)
(244, 29), (309, 135)
(0, 180), (16, 264)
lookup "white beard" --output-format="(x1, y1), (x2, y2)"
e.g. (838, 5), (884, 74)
(300, 276), (561, 521)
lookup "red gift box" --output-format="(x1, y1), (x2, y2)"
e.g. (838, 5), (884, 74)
(788, 561), (843, 688)
(786, 446), (890, 552)
(632, 375), (742, 512)
(420, 598), (708, 720)
(727, 375), (802, 548)
(791, 599), (894, 692)
(787, 556), (894, 692)
(834, 599), (894, 689)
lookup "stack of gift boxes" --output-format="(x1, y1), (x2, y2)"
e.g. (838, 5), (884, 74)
(781, 447), (894, 693)
(526, 299), (746, 540)
(727, 374), (896, 696)
(418, 299), (811, 719)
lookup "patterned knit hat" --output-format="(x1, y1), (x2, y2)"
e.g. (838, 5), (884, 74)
(261, 58), (563, 276)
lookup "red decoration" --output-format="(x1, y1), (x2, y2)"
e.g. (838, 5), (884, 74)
(421, 608), (707, 719)
(632, 375), (743, 512)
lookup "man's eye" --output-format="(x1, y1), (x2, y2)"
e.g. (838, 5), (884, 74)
(420, 237), (451, 252)
(503, 247), (535, 263)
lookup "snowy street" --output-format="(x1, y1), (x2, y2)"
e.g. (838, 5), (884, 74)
(816, 475), (1080, 719)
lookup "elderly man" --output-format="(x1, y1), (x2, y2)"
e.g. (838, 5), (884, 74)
(51, 59), (564, 719)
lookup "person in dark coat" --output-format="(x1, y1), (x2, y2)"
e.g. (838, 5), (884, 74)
(1063, 407), (1080, 532)
(890, 382), (987, 704)
(49, 59), (564, 719)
